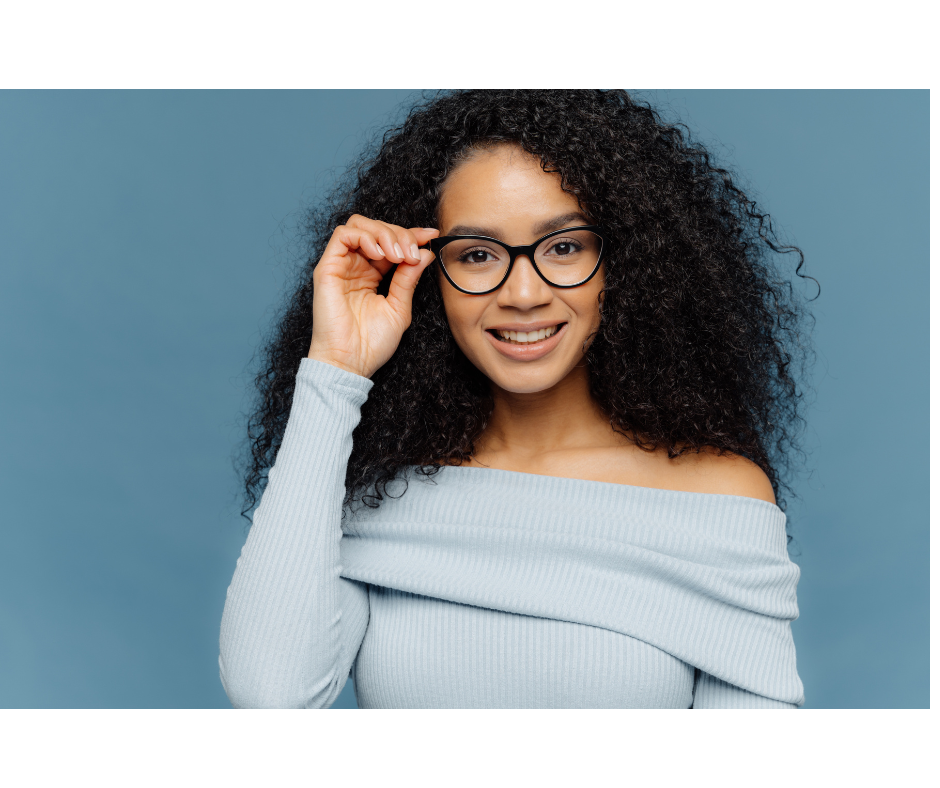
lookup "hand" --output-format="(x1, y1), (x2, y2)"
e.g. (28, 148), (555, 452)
(307, 215), (439, 379)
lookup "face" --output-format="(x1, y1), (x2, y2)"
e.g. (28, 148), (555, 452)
(436, 144), (605, 395)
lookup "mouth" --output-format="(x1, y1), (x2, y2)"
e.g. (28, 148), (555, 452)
(484, 321), (568, 361)
(487, 322), (567, 345)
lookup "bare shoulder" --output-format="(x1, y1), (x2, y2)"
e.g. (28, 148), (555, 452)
(668, 446), (777, 505)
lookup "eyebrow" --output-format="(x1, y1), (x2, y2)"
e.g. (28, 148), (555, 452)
(446, 211), (590, 239)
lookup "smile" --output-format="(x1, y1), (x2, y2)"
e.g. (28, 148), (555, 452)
(485, 322), (568, 361)
(491, 324), (563, 344)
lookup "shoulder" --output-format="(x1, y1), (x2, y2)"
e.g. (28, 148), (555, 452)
(669, 446), (777, 505)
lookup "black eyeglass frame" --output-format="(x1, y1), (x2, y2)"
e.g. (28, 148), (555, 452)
(429, 225), (609, 295)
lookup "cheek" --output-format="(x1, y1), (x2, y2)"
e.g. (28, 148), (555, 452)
(574, 286), (604, 327)
(440, 288), (483, 348)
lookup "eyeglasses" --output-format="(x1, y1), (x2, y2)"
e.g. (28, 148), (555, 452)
(430, 225), (608, 295)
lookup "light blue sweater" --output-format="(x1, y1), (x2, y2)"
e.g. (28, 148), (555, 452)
(219, 358), (804, 708)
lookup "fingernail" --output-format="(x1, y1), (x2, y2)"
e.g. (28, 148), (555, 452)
(410, 244), (420, 261)
(394, 243), (404, 260)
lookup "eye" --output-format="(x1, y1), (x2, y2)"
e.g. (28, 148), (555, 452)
(546, 238), (583, 257)
(456, 246), (500, 265)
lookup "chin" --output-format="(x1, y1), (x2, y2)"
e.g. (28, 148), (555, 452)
(479, 359), (573, 395)
(493, 377), (561, 395)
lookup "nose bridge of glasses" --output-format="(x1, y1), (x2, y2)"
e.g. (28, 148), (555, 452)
(506, 243), (541, 274)
(506, 241), (538, 265)
(502, 245), (551, 295)
(505, 240), (551, 283)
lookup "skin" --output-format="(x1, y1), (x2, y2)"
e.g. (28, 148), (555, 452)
(309, 143), (776, 504)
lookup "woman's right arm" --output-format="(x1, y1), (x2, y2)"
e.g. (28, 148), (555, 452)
(219, 217), (438, 708)
(219, 357), (373, 709)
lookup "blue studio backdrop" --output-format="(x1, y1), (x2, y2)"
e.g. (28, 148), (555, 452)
(0, 90), (928, 709)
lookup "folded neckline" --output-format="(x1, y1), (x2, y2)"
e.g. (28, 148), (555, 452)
(420, 462), (785, 514)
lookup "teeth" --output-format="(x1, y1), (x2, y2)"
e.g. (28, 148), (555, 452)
(495, 324), (560, 344)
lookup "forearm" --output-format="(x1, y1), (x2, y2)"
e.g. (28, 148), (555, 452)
(219, 358), (372, 708)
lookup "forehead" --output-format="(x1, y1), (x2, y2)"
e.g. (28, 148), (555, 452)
(438, 145), (581, 236)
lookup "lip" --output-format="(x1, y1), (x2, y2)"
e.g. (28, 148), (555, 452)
(486, 320), (565, 332)
(485, 322), (568, 361)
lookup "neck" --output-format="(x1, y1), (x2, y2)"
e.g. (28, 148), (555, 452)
(477, 362), (616, 461)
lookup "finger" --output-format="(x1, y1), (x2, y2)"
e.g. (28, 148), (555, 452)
(320, 227), (392, 284)
(349, 216), (438, 261)
(326, 226), (385, 262)
(385, 249), (435, 321)
(348, 215), (438, 242)
(390, 226), (423, 264)
(411, 227), (440, 240)
(358, 216), (431, 263)
(360, 232), (387, 261)
(370, 224), (407, 265)
(347, 216), (407, 264)
(411, 227), (440, 253)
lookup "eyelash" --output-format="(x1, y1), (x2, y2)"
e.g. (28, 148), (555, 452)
(546, 239), (583, 254)
(455, 246), (499, 263)
(454, 238), (585, 263)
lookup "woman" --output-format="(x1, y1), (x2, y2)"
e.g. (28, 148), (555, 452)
(220, 90), (815, 708)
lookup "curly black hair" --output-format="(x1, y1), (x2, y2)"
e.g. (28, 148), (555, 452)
(237, 89), (817, 526)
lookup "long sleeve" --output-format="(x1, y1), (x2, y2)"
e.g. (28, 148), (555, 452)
(219, 358), (373, 709)
(691, 670), (799, 709)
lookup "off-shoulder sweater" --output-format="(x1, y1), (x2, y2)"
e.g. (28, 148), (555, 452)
(219, 358), (804, 709)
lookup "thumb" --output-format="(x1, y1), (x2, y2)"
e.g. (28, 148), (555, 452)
(384, 249), (435, 323)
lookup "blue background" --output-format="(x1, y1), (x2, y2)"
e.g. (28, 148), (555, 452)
(0, 90), (928, 709)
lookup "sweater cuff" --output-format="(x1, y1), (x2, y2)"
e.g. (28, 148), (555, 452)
(297, 357), (374, 406)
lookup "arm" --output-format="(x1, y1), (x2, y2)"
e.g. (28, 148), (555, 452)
(219, 358), (372, 709)
(692, 670), (799, 709)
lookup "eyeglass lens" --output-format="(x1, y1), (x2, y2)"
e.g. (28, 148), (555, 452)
(439, 229), (603, 293)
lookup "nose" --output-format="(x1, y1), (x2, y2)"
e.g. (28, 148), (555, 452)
(495, 253), (553, 309)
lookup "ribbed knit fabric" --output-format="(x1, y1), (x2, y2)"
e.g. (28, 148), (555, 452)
(220, 358), (804, 709)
